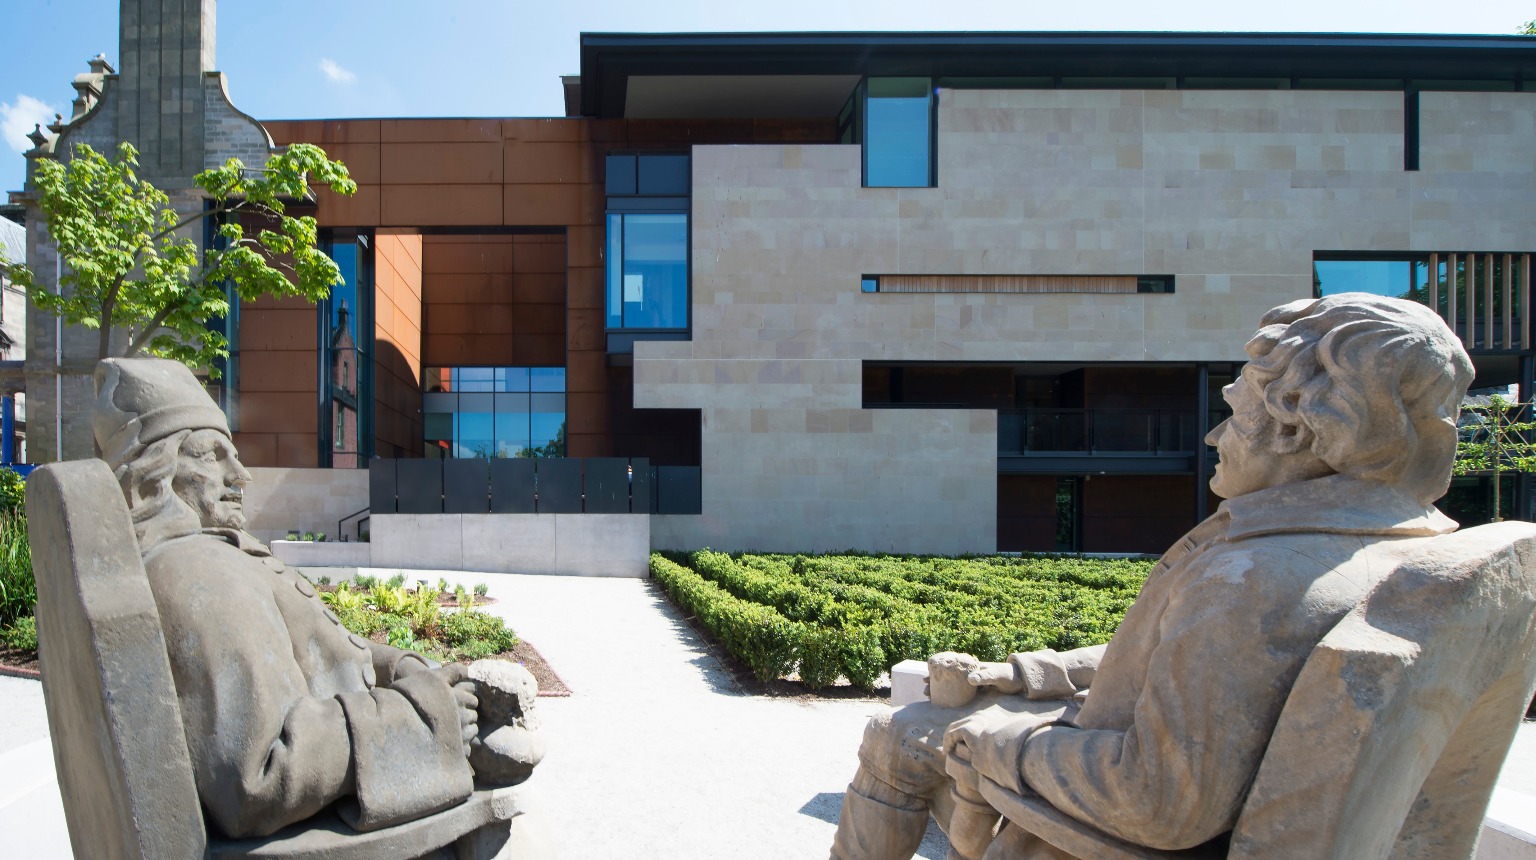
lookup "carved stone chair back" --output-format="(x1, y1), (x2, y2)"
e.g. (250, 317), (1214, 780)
(980, 521), (1536, 860)
(1230, 520), (1536, 860)
(29, 459), (209, 859)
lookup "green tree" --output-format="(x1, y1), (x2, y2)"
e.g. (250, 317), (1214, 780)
(1453, 394), (1536, 523)
(3, 141), (356, 371)
(1521, 19), (1536, 34)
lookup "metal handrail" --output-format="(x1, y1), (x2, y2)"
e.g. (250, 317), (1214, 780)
(338, 506), (369, 542)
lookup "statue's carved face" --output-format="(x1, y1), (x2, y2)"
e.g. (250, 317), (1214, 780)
(173, 429), (252, 530)
(1205, 371), (1325, 499)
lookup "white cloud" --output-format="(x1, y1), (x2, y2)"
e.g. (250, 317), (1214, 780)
(318, 59), (357, 85)
(1, 94), (57, 154)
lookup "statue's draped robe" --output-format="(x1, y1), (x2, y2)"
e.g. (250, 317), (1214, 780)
(985, 474), (1458, 853)
(143, 530), (473, 838)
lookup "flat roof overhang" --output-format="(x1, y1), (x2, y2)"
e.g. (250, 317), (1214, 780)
(579, 31), (1536, 118)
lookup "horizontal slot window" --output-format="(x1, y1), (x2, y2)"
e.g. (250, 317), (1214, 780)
(862, 274), (1174, 294)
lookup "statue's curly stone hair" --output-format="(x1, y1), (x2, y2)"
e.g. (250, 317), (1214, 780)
(1240, 293), (1474, 505)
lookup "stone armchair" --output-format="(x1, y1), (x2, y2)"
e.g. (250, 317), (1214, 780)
(976, 521), (1536, 860)
(29, 459), (548, 860)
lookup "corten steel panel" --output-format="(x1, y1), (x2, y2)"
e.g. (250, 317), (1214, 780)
(512, 237), (568, 274)
(656, 466), (702, 515)
(424, 239), (516, 274)
(276, 434), (320, 469)
(566, 267), (604, 309)
(238, 351), (319, 392)
(512, 273), (567, 305)
(231, 432), (277, 468)
(310, 185), (382, 228)
(567, 308), (604, 351)
(489, 459), (537, 513)
(566, 226), (604, 268)
(381, 142), (504, 184)
(426, 274), (516, 305)
(240, 392), (316, 435)
(511, 303), (566, 335)
(536, 459), (583, 513)
(630, 458), (654, 514)
(369, 458), (397, 514)
(503, 141), (592, 185)
(583, 458), (631, 513)
(443, 459), (490, 513)
(502, 184), (590, 226)
(501, 119), (589, 143)
(512, 334), (566, 368)
(301, 142), (381, 184)
(396, 459), (444, 514)
(381, 118), (502, 143)
(241, 307), (318, 351)
(265, 119), (382, 145)
(566, 351), (607, 395)
(381, 184), (502, 226)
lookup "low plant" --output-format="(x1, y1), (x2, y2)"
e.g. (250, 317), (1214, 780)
(0, 509), (35, 630)
(652, 550), (1152, 691)
(0, 615), (36, 651)
(473, 582), (490, 597)
(387, 572), (407, 588)
(318, 580), (518, 664)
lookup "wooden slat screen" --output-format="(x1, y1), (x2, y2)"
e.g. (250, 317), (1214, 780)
(877, 275), (1138, 294)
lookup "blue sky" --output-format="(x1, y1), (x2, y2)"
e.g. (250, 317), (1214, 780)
(2, 0), (1533, 194)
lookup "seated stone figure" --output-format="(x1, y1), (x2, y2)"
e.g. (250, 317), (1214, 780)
(830, 293), (1480, 860)
(92, 357), (530, 841)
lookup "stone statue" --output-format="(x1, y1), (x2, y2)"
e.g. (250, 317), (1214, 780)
(830, 293), (1487, 859)
(92, 357), (543, 841)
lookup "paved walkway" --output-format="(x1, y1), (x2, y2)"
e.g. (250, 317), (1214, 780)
(1, 570), (1532, 858)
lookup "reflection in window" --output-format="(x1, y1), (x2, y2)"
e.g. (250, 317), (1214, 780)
(606, 213), (688, 330)
(1313, 258), (1430, 302)
(322, 236), (370, 468)
(864, 78), (934, 188)
(422, 367), (566, 460)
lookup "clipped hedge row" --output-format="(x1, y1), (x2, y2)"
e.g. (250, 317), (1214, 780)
(653, 550), (1153, 691)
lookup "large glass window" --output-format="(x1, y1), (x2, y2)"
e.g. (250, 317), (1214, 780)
(321, 234), (371, 468)
(1313, 258), (1430, 303)
(423, 366), (566, 460)
(864, 78), (934, 188)
(606, 213), (688, 330)
(605, 152), (690, 340)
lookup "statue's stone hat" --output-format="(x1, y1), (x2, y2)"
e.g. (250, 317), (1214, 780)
(94, 358), (229, 470)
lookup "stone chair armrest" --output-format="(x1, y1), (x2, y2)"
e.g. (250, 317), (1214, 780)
(977, 777), (1222, 860)
(209, 784), (531, 860)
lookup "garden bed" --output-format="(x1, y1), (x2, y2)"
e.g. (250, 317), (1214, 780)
(651, 550), (1153, 691)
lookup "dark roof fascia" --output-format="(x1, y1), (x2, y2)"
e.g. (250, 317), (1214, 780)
(579, 31), (1536, 117)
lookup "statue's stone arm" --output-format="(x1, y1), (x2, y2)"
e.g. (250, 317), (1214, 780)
(369, 641), (439, 686)
(149, 558), (359, 838)
(1010, 545), (1338, 851)
(146, 550), (473, 838)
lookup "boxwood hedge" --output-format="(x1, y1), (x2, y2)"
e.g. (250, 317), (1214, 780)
(651, 550), (1152, 691)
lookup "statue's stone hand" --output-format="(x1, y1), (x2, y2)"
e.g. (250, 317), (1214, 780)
(434, 663), (480, 757)
(465, 659), (546, 786)
(967, 660), (1025, 695)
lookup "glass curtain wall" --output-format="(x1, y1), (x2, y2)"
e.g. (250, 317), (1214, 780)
(605, 153), (691, 339)
(423, 367), (566, 460)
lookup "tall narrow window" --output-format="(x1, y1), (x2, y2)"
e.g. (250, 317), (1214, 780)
(863, 77), (934, 188)
(320, 233), (372, 467)
(606, 212), (688, 330)
(605, 152), (690, 349)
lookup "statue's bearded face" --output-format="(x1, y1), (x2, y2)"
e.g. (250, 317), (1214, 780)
(173, 429), (252, 530)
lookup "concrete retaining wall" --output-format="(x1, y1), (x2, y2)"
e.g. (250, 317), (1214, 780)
(369, 513), (649, 577)
(269, 540), (372, 568)
(242, 467), (370, 544)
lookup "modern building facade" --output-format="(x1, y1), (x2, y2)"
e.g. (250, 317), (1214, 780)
(13, 9), (1536, 553)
